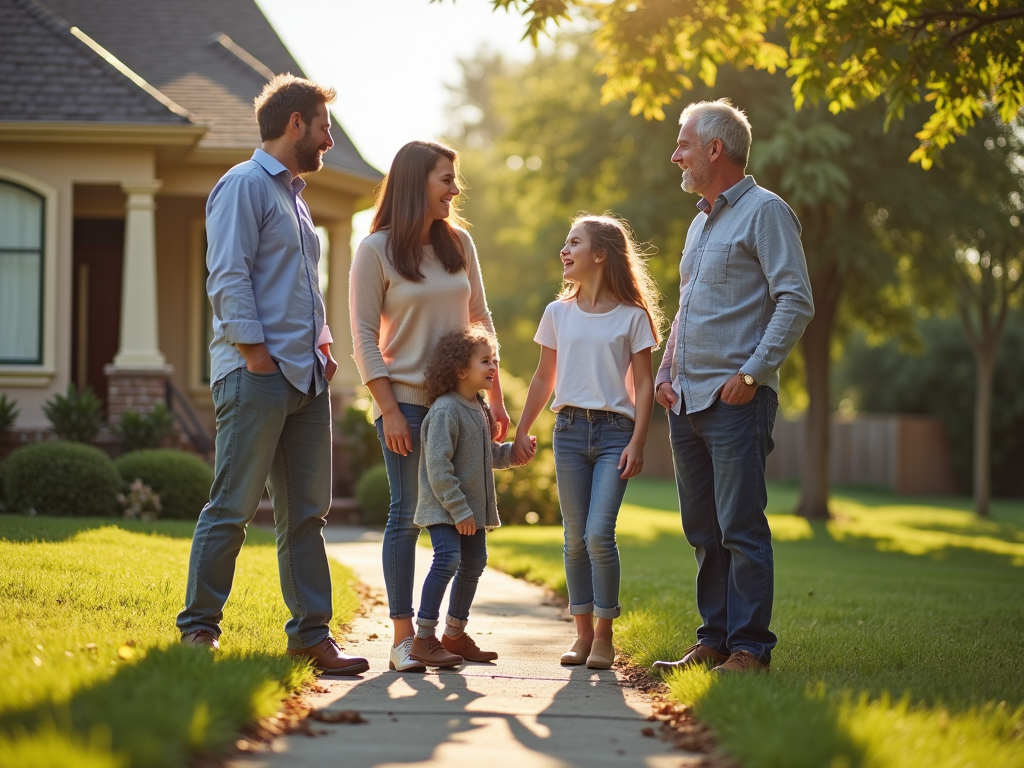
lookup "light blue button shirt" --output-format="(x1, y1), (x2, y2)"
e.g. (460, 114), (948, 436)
(656, 176), (814, 415)
(205, 149), (330, 394)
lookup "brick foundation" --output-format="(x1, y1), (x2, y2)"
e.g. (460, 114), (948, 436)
(103, 364), (174, 426)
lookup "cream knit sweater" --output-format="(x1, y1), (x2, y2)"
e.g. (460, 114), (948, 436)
(349, 227), (494, 419)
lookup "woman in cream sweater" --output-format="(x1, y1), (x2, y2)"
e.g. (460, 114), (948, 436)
(349, 140), (509, 672)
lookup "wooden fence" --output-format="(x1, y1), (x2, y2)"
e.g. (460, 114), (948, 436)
(644, 411), (958, 496)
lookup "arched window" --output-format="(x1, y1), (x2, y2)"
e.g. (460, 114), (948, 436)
(0, 180), (45, 364)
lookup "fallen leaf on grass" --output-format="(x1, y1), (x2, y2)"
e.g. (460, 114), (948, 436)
(308, 709), (367, 724)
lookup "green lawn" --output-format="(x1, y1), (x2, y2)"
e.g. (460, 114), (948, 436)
(487, 479), (1024, 768)
(0, 516), (360, 768)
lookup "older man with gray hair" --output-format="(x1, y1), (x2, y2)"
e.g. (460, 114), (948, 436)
(652, 99), (814, 674)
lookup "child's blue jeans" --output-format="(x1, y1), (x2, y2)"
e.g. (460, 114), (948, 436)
(416, 524), (487, 632)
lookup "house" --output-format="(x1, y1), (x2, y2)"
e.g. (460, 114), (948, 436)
(0, 0), (380, 446)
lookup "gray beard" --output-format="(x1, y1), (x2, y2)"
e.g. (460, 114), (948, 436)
(681, 168), (700, 194)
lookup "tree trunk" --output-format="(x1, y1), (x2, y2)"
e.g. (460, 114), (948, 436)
(972, 348), (995, 516)
(796, 264), (843, 520)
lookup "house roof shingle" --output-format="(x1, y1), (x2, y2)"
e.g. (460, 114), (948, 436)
(38, 0), (380, 181)
(0, 0), (194, 125)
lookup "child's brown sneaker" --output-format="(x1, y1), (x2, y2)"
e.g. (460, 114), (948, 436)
(442, 632), (498, 662)
(410, 635), (463, 667)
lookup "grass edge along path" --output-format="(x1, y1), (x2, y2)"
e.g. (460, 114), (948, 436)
(0, 516), (360, 768)
(486, 479), (1024, 768)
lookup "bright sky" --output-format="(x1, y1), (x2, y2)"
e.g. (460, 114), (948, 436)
(255, 0), (540, 173)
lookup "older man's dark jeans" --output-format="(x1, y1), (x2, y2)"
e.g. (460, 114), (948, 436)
(667, 386), (779, 664)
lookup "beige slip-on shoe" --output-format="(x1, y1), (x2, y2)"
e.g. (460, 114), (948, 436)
(560, 636), (593, 665)
(586, 638), (615, 669)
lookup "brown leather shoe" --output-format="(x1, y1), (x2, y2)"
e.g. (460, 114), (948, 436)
(181, 629), (219, 651)
(441, 632), (498, 662)
(288, 637), (369, 676)
(652, 643), (728, 673)
(410, 635), (463, 667)
(713, 650), (769, 674)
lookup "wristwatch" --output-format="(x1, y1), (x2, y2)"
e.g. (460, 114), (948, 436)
(739, 372), (755, 387)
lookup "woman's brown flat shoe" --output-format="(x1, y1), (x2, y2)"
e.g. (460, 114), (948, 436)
(560, 636), (593, 665)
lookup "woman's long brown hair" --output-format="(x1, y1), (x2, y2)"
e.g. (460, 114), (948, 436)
(370, 140), (468, 281)
(557, 213), (665, 345)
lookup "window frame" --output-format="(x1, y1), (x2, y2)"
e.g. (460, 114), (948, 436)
(0, 167), (58, 386)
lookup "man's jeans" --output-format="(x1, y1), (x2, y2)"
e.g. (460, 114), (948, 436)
(375, 403), (429, 620)
(553, 407), (634, 620)
(668, 386), (778, 663)
(417, 525), (487, 631)
(177, 368), (333, 650)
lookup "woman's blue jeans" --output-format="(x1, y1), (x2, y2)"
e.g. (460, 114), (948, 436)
(417, 525), (487, 631)
(667, 386), (779, 664)
(553, 407), (634, 620)
(375, 402), (429, 620)
(177, 368), (333, 650)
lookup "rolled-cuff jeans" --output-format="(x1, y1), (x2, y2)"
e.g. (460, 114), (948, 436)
(553, 407), (634, 620)
(177, 367), (333, 650)
(668, 385), (779, 664)
(376, 402), (429, 620)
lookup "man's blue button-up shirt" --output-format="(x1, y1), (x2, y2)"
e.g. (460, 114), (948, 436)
(656, 176), (814, 415)
(205, 149), (331, 394)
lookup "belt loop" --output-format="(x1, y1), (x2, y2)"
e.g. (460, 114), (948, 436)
(568, 407), (575, 424)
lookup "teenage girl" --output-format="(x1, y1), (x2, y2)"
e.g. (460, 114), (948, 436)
(513, 214), (663, 669)
(408, 325), (534, 668)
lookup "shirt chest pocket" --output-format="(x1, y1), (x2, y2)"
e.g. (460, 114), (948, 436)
(698, 244), (730, 285)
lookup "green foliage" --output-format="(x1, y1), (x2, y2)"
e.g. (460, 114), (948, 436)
(43, 384), (104, 443)
(495, 372), (560, 524)
(335, 399), (384, 479)
(479, 0), (1024, 166)
(835, 313), (1024, 497)
(0, 393), (18, 434)
(0, 516), (360, 768)
(114, 450), (213, 520)
(488, 478), (1024, 768)
(355, 463), (390, 527)
(6, 442), (120, 517)
(114, 404), (175, 453)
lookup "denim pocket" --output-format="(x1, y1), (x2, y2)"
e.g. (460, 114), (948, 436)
(553, 411), (570, 432)
(718, 397), (754, 410)
(244, 368), (280, 378)
(610, 414), (635, 431)
(698, 244), (730, 285)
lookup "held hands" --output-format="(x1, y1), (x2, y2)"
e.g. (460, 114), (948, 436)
(656, 382), (678, 411)
(456, 516), (477, 535)
(618, 440), (644, 479)
(512, 432), (537, 466)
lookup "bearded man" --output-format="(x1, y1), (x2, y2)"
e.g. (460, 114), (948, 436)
(652, 99), (814, 675)
(176, 74), (367, 676)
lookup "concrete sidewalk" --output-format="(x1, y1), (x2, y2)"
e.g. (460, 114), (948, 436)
(229, 527), (688, 768)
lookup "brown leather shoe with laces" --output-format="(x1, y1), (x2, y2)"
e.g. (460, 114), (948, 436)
(288, 637), (369, 676)
(713, 650), (769, 674)
(181, 629), (219, 651)
(652, 643), (728, 673)
(441, 631), (498, 662)
(410, 635), (463, 667)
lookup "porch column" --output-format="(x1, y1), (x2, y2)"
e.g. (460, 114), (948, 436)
(112, 180), (166, 369)
(105, 180), (171, 426)
(326, 219), (358, 397)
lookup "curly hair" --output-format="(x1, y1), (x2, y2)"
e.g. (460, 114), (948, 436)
(423, 325), (498, 430)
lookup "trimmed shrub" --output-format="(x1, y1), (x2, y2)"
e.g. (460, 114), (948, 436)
(355, 463), (391, 527)
(116, 404), (175, 452)
(115, 449), (213, 520)
(6, 442), (120, 516)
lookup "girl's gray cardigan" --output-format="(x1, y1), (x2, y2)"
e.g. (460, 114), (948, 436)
(414, 392), (516, 530)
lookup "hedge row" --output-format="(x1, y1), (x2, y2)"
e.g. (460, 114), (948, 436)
(2, 443), (212, 519)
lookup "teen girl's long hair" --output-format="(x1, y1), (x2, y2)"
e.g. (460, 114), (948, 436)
(370, 140), (469, 281)
(557, 213), (666, 345)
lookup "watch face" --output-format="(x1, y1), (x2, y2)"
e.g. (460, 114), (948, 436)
(743, 374), (754, 386)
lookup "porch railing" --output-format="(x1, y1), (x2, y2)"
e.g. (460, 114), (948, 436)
(166, 380), (213, 462)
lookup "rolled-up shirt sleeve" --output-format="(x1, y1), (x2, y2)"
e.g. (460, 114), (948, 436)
(349, 239), (391, 384)
(740, 200), (815, 385)
(317, 324), (333, 346)
(206, 175), (265, 345)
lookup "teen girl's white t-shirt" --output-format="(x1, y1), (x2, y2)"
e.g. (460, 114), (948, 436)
(534, 299), (658, 420)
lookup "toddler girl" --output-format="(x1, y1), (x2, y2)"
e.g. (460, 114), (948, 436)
(513, 214), (663, 669)
(408, 325), (534, 668)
